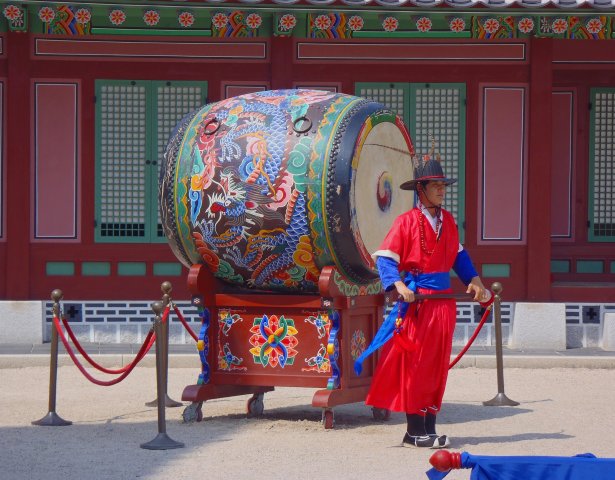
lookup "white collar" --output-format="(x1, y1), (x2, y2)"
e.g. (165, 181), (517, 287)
(417, 199), (441, 232)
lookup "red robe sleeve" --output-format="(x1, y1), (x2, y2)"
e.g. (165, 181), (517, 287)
(371, 213), (410, 264)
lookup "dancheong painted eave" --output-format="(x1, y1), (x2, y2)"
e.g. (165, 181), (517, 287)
(13, 0), (615, 10)
(180, 0), (615, 8)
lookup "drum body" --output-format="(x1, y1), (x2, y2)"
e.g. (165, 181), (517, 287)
(160, 89), (415, 293)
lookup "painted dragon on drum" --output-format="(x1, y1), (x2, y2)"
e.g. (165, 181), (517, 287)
(187, 90), (334, 290)
(160, 89), (415, 293)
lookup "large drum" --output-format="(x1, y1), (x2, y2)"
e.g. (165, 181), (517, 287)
(160, 89), (415, 293)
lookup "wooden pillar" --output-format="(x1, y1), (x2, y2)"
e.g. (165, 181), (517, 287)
(526, 37), (553, 301)
(270, 35), (293, 89)
(5, 32), (31, 299)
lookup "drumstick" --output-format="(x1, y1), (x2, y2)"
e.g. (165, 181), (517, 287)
(363, 143), (414, 157)
(395, 293), (475, 302)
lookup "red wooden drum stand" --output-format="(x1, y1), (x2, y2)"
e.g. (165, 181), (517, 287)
(181, 265), (385, 429)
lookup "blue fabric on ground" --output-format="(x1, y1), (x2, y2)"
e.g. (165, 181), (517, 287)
(426, 452), (615, 480)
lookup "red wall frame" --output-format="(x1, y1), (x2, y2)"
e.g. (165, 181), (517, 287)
(1, 33), (612, 302)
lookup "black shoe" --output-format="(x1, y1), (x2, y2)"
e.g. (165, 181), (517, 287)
(401, 433), (434, 448)
(428, 434), (450, 449)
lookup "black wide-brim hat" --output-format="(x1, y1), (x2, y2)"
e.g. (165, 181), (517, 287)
(400, 159), (457, 191)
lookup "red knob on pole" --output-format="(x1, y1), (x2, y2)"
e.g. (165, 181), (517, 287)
(430, 450), (462, 471)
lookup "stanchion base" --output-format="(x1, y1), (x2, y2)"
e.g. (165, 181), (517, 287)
(145, 394), (183, 408)
(140, 433), (184, 450)
(32, 411), (72, 426)
(483, 392), (520, 407)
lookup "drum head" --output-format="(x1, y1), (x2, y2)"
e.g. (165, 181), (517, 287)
(351, 117), (415, 271)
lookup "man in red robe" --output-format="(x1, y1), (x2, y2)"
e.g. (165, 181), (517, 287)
(356, 155), (490, 449)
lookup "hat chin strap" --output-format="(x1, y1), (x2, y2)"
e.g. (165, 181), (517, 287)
(417, 184), (441, 211)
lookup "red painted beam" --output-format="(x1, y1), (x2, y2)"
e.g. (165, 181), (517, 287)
(526, 38), (553, 301)
(270, 34), (293, 89)
(5, 32), (30, 299)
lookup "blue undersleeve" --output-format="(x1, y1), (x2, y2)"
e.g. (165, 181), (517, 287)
(376, 256), (401, 292)
(453, 249), (478, 285)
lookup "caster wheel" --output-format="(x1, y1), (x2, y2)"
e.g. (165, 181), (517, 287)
(182, 402), (203, 423)
(372, 407), (391, 421)
(246, 393), (264, 418)
(322, 409), (334, 429)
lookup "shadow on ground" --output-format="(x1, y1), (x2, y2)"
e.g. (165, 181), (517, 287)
(441, 401), (534, 425)
(453, 431), (574, 447)
(191, 397), (536, 431)
(0, 417), (225, 480)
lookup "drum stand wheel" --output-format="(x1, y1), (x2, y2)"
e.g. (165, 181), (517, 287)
(246, 393), (265, 418)
(322, 408), (335, 429)
(182, 401), (203, 423)
(371, 407), (391, 421)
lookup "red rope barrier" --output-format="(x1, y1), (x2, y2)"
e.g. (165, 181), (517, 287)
(59, 306), (168, 374)
(61, 318), (155, 374)
(449, 296), (495, 369)
(53, 315), (156, 386)
(172, 304), (198, 342)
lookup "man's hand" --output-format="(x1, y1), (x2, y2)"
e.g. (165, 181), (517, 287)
(466, 276), (490, 303)
(395, 281), (415, 303)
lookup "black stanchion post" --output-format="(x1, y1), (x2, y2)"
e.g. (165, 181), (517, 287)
(161, 281), (182, 407)
(483, 282), (520, 407)
(33, 289), (72, 426)
(146, 281), (182, 408)
(141, 301), (184, 450)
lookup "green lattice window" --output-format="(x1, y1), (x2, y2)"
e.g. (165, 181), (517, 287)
(356, 82), (466, 241)
(589, 88), (615, 242)
(356, 83), (407, 118)
(95, 80), (206, 243)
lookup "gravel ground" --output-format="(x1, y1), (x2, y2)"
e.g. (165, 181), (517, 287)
(1, 366), (614, 480)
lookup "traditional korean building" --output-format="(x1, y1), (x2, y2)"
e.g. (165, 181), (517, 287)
(0, 0), (613, 346)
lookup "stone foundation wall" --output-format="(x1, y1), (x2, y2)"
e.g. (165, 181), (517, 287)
(0, 300), (612, 349)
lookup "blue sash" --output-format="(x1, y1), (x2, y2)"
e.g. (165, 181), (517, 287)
(353, 271), (450, 375)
